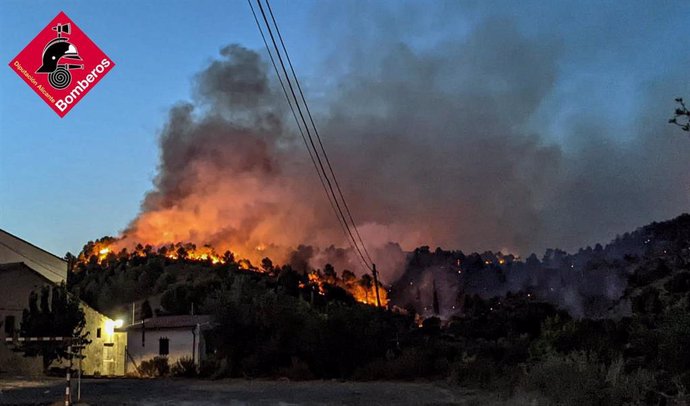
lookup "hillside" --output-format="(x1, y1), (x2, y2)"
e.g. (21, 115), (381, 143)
(61, 214), (690, 404)
(390, 213), (690, 319)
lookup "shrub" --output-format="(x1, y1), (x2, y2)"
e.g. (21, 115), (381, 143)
(522, 352), (606, 405)
(664, 271), (690, 293)
(171, 356), (197, 377)
(449, 353), (511, 389)
(520, 353), (654, 406)
(276, 357), (315, 381)
(353, 347), (450, 381)
(657, 312), (690, 374)
(198, 356), (230, 379)
(139, 356), (170, 377)
(631, 287), (663, 315)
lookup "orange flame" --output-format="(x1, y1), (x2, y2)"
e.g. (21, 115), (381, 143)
(307, 271), (388, 306)
(78, 240), (386, 307)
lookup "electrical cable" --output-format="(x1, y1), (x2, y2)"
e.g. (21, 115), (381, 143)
(247, 0), (361, 269)
(264, 0), (375, 266)
(253, 0), (372, 270)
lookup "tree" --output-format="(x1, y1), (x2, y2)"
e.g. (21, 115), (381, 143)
(359, 274), (373, 303)
(669, 97), (690, 132)
(176, 245), (189, 260)
(276, 266), (300, 297)
(19, 283), (89, 371)
(432, 280), (440, 315)
(341, 270), (357, 284)
(261, 257), (274, 273)
(140, 299), (154, 320)
(323, 264), (336, 285)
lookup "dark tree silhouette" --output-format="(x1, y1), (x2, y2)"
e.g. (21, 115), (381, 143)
(19, 283), (89, 371)
(359, 274), (373, 303)
(140, 299), (154, 319)
(669, 97), (690, 131)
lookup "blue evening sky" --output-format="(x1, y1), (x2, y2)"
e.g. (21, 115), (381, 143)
(1, 1), (689, 257)
(0, 0), (316, 255)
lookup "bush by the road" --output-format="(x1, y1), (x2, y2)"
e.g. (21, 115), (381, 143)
(139, 357), (170, 378)
(171, 356), (197, 377)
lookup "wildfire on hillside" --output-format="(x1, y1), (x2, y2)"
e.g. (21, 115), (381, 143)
(82, 239), (227, 264)
(77, 239), (387, 307)
(305, 271), (388, 306)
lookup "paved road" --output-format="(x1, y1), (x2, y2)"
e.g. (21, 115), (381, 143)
(0, 377), (497, 405)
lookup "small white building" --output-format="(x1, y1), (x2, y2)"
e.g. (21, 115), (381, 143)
(125, 315), (212, 374)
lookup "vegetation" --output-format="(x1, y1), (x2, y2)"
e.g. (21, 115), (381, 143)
(63, 214), (690, 404)
(171, 356), (198, 377)
(139, 356), (170, 378)
(18, 283), (90, 371)
(670, 97), (690, 132)
(67, 240), (384, 317)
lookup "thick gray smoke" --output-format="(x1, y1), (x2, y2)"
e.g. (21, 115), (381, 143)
(122, 4), (690, 284)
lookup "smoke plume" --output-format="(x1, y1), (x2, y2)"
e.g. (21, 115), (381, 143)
(122, 4), (690, 283)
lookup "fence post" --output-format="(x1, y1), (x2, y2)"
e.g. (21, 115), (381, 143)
(65, 344), (72, 406)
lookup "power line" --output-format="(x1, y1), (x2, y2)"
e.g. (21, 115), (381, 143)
(264, 0), (375, 266)
(252, 0), (373, 271)
(249, 0), (372, 271)
(246, 0), (364, 270)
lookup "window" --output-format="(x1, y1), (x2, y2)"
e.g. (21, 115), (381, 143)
(96, 328), (101, 338)
(159, 337), (169, 356)
(4, 315), (15, 336)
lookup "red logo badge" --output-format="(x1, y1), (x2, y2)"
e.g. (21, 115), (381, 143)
(8, 11), (115, 117)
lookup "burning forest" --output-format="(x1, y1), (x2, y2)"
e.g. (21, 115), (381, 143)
(75, 237), (388, 307)
(6, 1), (690, 403)
(95, 43), (410, 288)
(67, 3), (690, 297)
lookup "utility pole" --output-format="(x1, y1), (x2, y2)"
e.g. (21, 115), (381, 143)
(76, 344), (83, 402)
(78, 351), (82, 402)
(372, 264), (382, 308)
(4, 336), (83, 406)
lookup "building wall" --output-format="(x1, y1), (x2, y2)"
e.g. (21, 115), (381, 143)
(0, 265), (53, 375)
(126, 327), (203, 374)
(0, 265), (125, 376)
(78, 304), (126, 376)
(0, 230), (67, 284)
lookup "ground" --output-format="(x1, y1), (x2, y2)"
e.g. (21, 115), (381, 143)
(0, 377), (526, 405)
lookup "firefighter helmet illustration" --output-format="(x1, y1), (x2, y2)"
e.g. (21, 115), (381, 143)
(35, 23), (83, 90)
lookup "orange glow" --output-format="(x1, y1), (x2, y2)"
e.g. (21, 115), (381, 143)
(166, 245), (224, 264)
(78, 240), (385, 306)
(80, 240), (116, 263)
(82, 240), (231, 266)
(307, 270), (389, 306)
(98, 247), (111, 260)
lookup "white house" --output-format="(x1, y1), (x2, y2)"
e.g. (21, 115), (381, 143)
(125, 315), (212, 374)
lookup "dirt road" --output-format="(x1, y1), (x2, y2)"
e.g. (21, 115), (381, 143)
(0, 377), (511, 405)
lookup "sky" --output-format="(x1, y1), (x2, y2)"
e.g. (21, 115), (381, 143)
(1, 0), (690, 263)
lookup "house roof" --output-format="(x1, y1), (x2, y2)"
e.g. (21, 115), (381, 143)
(0, 229), (67, 284)
(126, 315), (213, 330)
(0, 261), (116, 322)
(0, 229), (65, 262)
